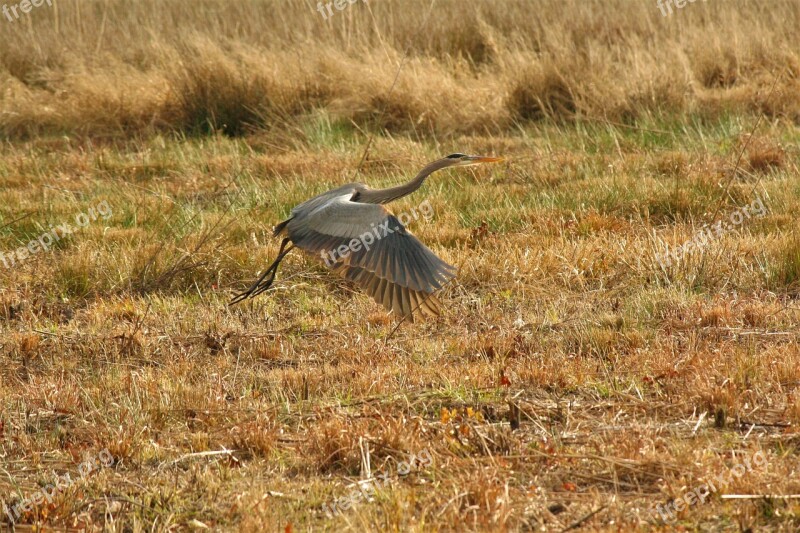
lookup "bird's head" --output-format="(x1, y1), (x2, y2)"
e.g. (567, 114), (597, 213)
(441, 153), (504, 167)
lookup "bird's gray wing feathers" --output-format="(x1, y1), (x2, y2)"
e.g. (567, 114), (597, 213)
(285, 193), (455, 318)
(337, 264), (442, 322)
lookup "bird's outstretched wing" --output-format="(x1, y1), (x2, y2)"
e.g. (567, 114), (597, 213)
(285, 193), (455, 321)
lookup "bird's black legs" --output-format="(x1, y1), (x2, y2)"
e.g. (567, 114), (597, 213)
(229, 238), (294, 305)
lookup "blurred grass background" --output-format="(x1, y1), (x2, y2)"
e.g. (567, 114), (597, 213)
(0, 0), (798, 140)
(1, 1), (800, 531)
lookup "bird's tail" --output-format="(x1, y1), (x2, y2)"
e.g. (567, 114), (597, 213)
(273, 218), (292, 237)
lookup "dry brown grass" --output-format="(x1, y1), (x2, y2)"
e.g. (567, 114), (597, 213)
(1, 1), (800, 532)
(1, 127), (798, 530)
(1, 0), (800, 140)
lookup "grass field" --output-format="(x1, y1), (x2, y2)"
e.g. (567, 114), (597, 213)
(2, 1), (800, 531)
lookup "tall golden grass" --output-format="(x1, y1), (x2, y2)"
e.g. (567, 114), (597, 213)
(3, 3), (800, 531)
(1, 0), (799, 139)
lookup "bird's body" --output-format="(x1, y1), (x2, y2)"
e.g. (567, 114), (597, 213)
(230, 154), (502, 322)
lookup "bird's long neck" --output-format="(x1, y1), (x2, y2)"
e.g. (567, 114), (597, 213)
(358, 159), (452, 204)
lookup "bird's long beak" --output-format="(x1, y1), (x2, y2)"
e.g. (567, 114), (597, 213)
(467, 155), (503, 163)
(458, 155), (503, 167)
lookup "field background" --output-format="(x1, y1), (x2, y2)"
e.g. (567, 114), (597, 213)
(1, 0), (800, 531)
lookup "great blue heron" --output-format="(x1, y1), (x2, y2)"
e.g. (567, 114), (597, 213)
(229, 153), (503, 321)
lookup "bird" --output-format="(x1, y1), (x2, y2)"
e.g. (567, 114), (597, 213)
(229, 153), (503, 321)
